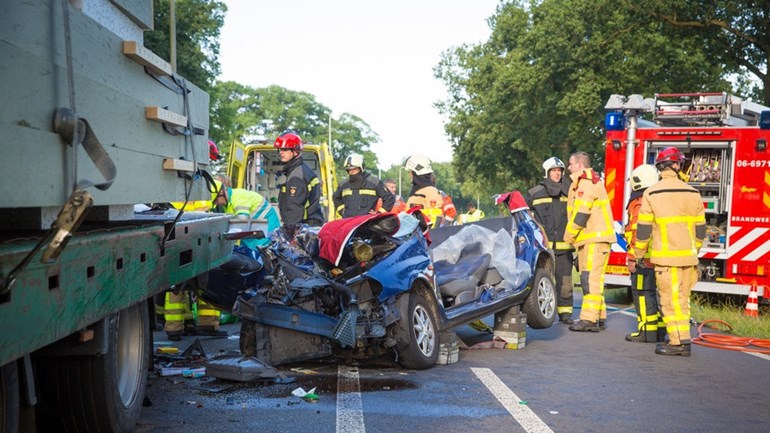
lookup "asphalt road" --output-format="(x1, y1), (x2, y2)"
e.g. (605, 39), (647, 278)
(137, 302), (770, 433)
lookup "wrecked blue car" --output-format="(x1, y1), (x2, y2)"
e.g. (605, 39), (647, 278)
(233, 192), (556, 369)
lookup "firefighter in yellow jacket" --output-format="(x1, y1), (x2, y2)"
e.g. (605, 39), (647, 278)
(564, 151), (615, 332)
(404, 154), (444, 227)
(634, 147), (706, 356)
(624, 164), (664, 343)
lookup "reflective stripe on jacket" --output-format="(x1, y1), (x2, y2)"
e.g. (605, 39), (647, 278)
(634, 170), (706, 266)
(333, 172), (395, 218)
(526, 180), (573, 253)
(407, 185), (444, 227)
(564, 168), (615, 247)
(278, 157), (324, 225)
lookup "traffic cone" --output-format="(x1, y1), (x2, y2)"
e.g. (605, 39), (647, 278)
(744, 280), (759, 318)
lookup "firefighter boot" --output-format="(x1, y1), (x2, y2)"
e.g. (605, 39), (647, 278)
(559, 313), (574, 325)
(657, 328), (667, 343)
(598, 319), (607, 331)
(655, 342), (691, 357)
(166, 331), (182, 341)
(569, 320), (600, 332)
(625, 330), (657, 343)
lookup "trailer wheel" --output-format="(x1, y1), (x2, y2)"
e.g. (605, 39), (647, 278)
(523, 268), (557, 329)
(0, 362), (19, 433)
(394, 292), (439, 369)
(37, 302), (149, 432)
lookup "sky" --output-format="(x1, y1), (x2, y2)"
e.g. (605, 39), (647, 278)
(218, 0), (500, 169)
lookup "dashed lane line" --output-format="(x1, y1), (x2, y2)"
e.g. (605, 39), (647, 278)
(471, 367), (554, 433)
(336, 365), (365, 433)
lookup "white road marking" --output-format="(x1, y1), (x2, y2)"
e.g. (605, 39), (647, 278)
(745, 352), (770, 362)
(471, 367), (554, 433)
(336, 365), (365, 433)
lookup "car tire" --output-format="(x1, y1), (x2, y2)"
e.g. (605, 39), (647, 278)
(394, 292), (439, 369)
(36, 302), (149, 432)
(523, 268), (556, 329)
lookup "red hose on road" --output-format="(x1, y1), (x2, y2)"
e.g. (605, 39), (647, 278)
(691, 319), (770, 354)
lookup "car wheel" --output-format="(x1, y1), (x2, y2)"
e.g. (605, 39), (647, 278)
(523, 268), (556, 329)
(394, 292), (439, 369)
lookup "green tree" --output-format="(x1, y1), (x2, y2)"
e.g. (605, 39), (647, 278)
(210, 81), (380, 168)
(633, 0), (769, 105)
(435, 0), (729, 202)
(144, 0), (227, 92)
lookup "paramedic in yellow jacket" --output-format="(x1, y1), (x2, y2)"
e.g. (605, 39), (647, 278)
(563, 151), (615, 332)
(212, 176), (280, 248)
(634, 147), (706, 357)
(404, 154), (444, 227)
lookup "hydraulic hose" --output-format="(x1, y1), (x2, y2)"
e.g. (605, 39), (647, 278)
(691, 319), (770, 354)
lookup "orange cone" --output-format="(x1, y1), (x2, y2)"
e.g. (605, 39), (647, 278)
(744, 280), (759, 318)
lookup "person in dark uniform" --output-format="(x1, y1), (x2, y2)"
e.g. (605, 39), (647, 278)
(274, 131), (324, 226)
(526, 157), (575, 324)
(333, 153), (394, 218)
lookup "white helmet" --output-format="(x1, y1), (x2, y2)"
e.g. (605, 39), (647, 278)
(344, 153), (364, 170)
(630, 164), (659, 191)
(404, 154), (433, 175)
(542, 157), (565, 178)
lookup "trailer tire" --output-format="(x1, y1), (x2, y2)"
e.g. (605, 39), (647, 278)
(394, 292), (439, 369)
(0, 362), (19, 433)
(523, 268), (557, 329)
(37, 302), (149, 432)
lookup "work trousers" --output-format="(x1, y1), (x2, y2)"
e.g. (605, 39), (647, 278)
(164, 291), (220, 335)
(630, 266), (663, 341)
(555, 252), (575, 315)
(577, 242), (610, 322)
(656, 265), (697, 345)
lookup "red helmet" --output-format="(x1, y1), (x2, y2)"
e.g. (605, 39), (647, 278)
(274, 131), (303, 151)
(208, 140), (220, 161)
(655, 147), (685, 168)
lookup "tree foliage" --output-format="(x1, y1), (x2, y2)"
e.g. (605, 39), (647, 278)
(633, 0), (769, 105)
(144, 0), (227, 92)
(210, 82), (379, 168)
(436, 0), (731, 201)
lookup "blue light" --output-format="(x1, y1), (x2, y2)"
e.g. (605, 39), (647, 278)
(605, 112), (625, 131)
(760, 111), (770, 130)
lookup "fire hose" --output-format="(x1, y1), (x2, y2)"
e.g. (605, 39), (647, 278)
(692, 319), (770, 354)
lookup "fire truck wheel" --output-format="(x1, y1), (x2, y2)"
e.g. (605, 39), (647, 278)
(36, 302), (149, 432)
(0, 362), (19, 433)
(523, 268), (557, 329)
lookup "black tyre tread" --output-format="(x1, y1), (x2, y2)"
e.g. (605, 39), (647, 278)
(1, 362), (20, 433)
(36, 304), (148, 432)
(523, 268), (556, 329)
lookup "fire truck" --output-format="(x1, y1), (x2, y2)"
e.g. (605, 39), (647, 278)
(603, 92), (770, 298)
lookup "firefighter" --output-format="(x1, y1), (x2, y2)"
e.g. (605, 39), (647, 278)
(526, 156), (575, 324)
(624, 164), (665, 343)
(462, 202), (485, 224)
(404, 154), (444, 227)
(164, 286), (225, 341)
(211, 176), (280, 248)
(564, 151), (615, 332)
(274, 130), (324, 226)
(333, 153), (395, 217)
(634, 147), (706, 356)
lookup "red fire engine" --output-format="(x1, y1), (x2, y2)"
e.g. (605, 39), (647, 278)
(603, 92), (770, 297)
